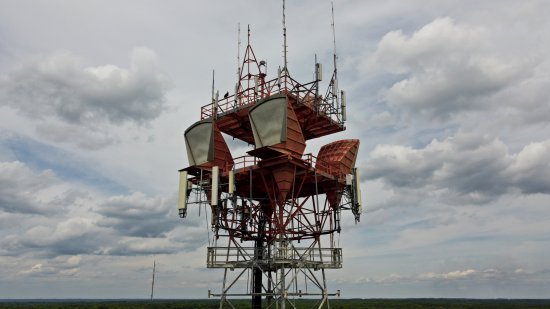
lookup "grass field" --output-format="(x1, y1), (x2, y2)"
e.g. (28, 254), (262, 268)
(1, 299), (550, 309)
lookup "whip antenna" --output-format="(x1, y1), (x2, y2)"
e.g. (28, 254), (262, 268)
(331, 2), (338, 83)
(211, 69), (215, 102)
(282, 0), (288, 72)
(237, 23), (241, 81)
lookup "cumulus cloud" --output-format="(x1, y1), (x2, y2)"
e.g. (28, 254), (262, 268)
(14, 217), (105, 256)
(99, 237), (183, 256)
(354, 269), (480, 284)
(419, 269), (476, 280)
(0, 160), (68, 214)
(349, 267), (547, 286)
(415, 267), (548, 283)
(505, 141), (550, 194)
(96, 192), (178, 238)
(1, 0), (549, 299)
(0, 160), (192, 257)
(0, 48), (171, 148)
(19, 263), (58, 276)
(365, 17), (536, 121)
(19, 255), (82, 277)
(2, 201), (191, 257)
(364, 132), (550, 203)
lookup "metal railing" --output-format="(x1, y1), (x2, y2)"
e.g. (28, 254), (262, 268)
(200, 75), (343, 126)
(232, 155), (259, 172)
(206, 246), (342, 269)
(231, 153), (343, 180)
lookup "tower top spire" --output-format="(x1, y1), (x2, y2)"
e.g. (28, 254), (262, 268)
(331, 1), (338, 77)
(282, 0), (288, 72)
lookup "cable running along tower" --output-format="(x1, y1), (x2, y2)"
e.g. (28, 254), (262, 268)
(178, 3), (362, 308)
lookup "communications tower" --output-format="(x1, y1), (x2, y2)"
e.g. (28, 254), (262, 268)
(178, 4), (362, 308)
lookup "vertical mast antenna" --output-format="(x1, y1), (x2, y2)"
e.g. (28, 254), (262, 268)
(331, 2), (338, 80)
(237, 23), (241, 81)
(211, 70), (215, 102)
(282, 0), (288, 72)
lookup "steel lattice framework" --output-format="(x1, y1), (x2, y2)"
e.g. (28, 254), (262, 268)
(178, 21), (362, 309)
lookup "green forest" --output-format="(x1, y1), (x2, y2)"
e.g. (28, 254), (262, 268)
(1, 299), (550, 309)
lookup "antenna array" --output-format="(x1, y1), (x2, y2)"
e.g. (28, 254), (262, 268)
(178, 3), (361, 309)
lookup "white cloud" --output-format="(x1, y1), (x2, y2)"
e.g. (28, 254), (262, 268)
(1, 0), (550, 300)
(0, 48), (171, 149)
(0, 161), (66, 214)
(19, 263), (57, 276)
(364, 17), (537, 121)
(369, 111), (396, 128)
(505, 140), (550, 194)
(18, 256), (82, 278)
(66, 255), (82, 266)
(419, 269), (476, 280)
(0, 159), (191, 258)
(365, 132), (550, 203)
(13, 217), (105, 256)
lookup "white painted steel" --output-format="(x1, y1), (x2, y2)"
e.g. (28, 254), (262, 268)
(228, 169), (235, 194)
(341, 90), (346, 121)
(211, 166), (219, 206)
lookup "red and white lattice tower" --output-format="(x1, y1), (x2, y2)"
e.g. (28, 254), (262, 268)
(178, 6), (362, 309)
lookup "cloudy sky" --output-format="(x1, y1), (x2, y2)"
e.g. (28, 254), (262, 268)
(1, 0), (550, 299)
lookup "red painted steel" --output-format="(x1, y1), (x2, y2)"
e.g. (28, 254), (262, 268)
(316, 139), (360, 178)
(182, 41), (358, 241)
(179, 22), (362, 309)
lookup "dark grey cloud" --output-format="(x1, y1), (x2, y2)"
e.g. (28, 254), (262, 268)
(97, 192), (178, 238)
(1, 209), (192, 258)
(95, 221), (207, 256)
(364, 132), (550, 203)
(1, 216), (106, 257)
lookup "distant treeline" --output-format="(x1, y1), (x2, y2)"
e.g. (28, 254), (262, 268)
(1, 299), (550, 309)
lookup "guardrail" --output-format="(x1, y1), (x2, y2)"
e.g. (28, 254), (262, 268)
(231, 153), (343, 180)
(206, 246), (342, 269)
(200, 75), (343, 125)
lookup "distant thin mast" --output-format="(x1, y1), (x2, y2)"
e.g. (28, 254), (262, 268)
(150, 259), (156, 301)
